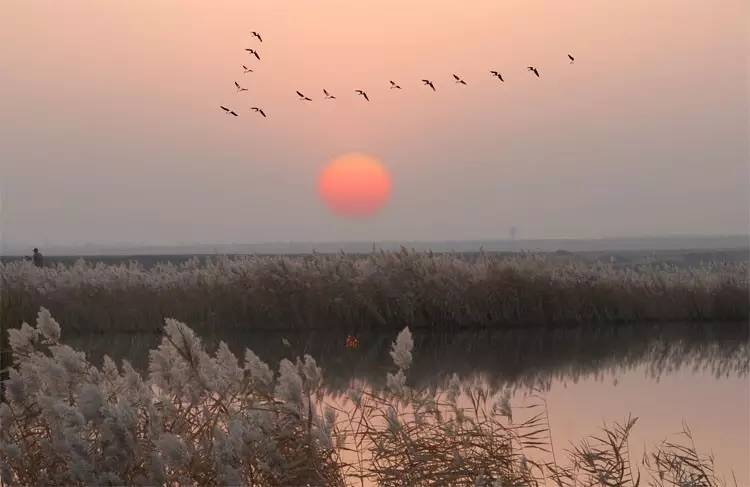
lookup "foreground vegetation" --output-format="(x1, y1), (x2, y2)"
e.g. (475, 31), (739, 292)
(1, 251), (747, 334)
(0, 310), (739, 486)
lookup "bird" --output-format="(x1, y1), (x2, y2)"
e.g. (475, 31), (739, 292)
(245, 48), (260, 60)
(251, 107), (266, 117)
(527, 66), (540, 77)
(568, 53), (575, 64)
(453, 74), (467, 85)
(355, 89), (369, 101)
(234, 81), (248, 92)
(422, 79), (436, 91)
(220, 106), (239, 116)
(242, 65), (253, 73)
(252, 31), (263, 42)
(323, 89), (336, 99)
(296, 90), (312, 101)
(389, 80), (402, 89)
(490, 70), (504, 82)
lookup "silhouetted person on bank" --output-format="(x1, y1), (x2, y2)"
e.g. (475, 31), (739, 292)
(32, 248), (44, 267)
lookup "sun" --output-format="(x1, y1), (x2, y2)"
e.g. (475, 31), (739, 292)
(318, 153), (392, 218)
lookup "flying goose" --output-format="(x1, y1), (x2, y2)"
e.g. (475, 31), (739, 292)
(355, 89), (369, 101)
(220, 106), (239, 116)
(421, 79), (436, 91)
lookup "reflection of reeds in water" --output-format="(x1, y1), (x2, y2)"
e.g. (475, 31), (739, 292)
(58, 321), (748, 394)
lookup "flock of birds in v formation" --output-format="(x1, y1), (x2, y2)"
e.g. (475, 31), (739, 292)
(220, 31), (576, 119)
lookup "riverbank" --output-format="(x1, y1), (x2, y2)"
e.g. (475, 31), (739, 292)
(2, 251), (747, 334)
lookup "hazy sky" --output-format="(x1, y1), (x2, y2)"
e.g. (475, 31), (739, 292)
(1, 0), (747, 246)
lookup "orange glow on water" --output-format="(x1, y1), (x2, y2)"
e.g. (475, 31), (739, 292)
(318, 153), (392, 218)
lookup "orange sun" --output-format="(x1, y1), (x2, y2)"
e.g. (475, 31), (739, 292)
(318, 153), (392, 218)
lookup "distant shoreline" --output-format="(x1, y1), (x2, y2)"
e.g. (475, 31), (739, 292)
(1, 247), (748, 269)
(2, 234), (747, 257)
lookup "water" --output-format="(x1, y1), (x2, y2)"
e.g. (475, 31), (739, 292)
(69, 322), (749, 483)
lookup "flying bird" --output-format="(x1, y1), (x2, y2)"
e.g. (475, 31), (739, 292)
(245, 48), (260, 60)
(421, 79), (436, 91)
(323, 89), (336, 99)
(296, 90), (312, 101)
(242, 64), (253, 73)
(568, 53), (575, 63)
(453, 74), (467, 85)
(220, 106), (239, 116)
(234, 81), (248, 92)
(251, 107), (266, 118)
(389, 80), (402, 89)
(490, 70), (504, 82)
(355, 89), (369, 101)
(527, 66), (540, 77)
(252, 31), (263, 42)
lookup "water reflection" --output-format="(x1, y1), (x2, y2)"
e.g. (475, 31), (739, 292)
(68, 322), (748, 484)
(74, 322), (748, 391)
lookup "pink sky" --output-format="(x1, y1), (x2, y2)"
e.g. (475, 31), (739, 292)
(1, 0), (747, 245)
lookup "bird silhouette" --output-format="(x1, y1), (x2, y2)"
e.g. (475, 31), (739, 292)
(323, 89), (336, 99)
(296, 90), (312, 101)
(355, 89), (369, 101)
(245, 48), (260, 60)
(422, 79), (436, 91)
(234, 81), (248, 92)
(490, 71), (504, 82)
(527, 66), (540, 77)
(568, 53), (575, 64)
(251, 107), (266, 118)
(242, 65), (253, 73)
(252, 31), (263, 43)
(220, 106), (239, 116)
(453, 74), (467, 85)
(389, 80), (402, 89)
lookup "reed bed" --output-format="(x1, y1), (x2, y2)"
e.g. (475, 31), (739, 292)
(1, 251), (747, 334)
(0, 310), (738, 486)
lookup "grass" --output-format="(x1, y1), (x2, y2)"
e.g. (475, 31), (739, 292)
(0, 311), (738, 486)
(1, 251), (747, 335)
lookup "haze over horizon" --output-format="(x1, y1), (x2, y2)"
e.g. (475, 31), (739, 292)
(1, 0), (748, 246)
